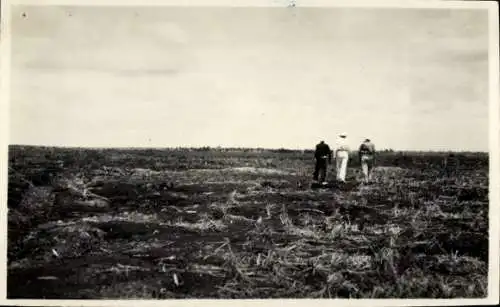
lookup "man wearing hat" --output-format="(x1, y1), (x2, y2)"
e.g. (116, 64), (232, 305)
(335, 133), (350, 182)
(313, 140), (332, 184)
(358, 138), (376, 183)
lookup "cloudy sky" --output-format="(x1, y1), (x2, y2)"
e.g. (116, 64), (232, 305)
(9, 6), (490, 150)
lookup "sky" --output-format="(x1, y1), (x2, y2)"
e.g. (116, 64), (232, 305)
(9, 6), (490, 151)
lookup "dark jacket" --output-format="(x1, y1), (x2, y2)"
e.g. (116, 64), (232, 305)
(315, 142), (332, 162)
(359, 142), (376, 160)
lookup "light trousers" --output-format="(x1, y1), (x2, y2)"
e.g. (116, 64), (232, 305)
(336, 151), (349, 182)
(361, 155), (374, 181)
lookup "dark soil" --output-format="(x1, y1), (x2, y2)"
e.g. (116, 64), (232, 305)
(7, 146), (489, 299)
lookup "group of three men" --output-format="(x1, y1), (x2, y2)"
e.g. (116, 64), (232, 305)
(313, 133), (376, 184)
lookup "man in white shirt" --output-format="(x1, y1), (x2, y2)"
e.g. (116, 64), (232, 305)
(335, 133), (350, 182)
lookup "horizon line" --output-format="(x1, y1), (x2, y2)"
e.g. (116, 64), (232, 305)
(7, 144), (489, 154)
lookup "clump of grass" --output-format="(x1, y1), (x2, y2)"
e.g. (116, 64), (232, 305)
(171, 213), (228, 232)
(81, 212), (159, 224)
(265, 202), (275, 219)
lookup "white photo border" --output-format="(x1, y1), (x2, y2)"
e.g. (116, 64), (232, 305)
(0, 0), (498, 306)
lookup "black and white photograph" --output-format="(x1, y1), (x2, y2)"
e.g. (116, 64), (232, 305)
(1, 0), (499, 304)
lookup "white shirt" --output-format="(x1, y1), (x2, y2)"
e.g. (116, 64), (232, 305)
(335, 137), (350, 151)
(335, 137), (350, 157)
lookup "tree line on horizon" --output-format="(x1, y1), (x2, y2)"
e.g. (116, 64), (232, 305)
(8, 144), (488, 155)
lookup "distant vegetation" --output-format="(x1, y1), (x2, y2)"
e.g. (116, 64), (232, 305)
(8, 145), (488, 172)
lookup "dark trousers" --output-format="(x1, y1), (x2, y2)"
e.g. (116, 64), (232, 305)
(313, 158), (327, 182)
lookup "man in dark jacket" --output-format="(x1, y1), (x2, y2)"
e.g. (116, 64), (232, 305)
(313, 140), (332, 184)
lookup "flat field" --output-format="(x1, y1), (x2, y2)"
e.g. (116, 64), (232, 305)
(7, 146), (489, 298)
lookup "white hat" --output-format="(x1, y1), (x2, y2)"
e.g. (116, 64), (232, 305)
(339, 132), (347, 137)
